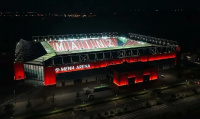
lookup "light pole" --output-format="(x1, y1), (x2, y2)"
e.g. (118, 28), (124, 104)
(72, 111), (75, 119)
(14, 89), (16, 104)
(114, 101), (116, 113)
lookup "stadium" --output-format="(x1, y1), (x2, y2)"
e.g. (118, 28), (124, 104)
(14, 32), (180, 86)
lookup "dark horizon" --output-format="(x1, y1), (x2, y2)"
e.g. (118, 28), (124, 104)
(0, 0), (200, 12)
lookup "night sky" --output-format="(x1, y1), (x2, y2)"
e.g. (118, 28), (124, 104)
(0, 0), (199, 12)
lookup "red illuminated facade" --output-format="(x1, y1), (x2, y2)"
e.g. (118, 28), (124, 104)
(14, 33), (180, 86)
(43, 67), (56, 85)
(43, 52), (176, 86)
(14, 49), (178, 86)
(14, 63), (25, 80)
(113, 67), (158, 86)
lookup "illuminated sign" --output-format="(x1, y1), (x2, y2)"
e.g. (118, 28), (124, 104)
(48, 38), (118, 52)
(55, 64), (90, 73)
(54, 52), (176, 74)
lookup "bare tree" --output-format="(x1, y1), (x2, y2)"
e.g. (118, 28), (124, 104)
(4, 104), (15, 117)
(26, 98), (31, 109)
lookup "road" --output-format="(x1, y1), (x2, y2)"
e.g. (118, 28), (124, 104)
(2, 67), (200, 118)
(37, 81), (200, 119)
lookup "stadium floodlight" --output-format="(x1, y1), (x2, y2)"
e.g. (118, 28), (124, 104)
(119, 37), (126, 39)
(80, 38), (88, 41)
(102, 36), (108, 39)
(58, 38), (64, 41)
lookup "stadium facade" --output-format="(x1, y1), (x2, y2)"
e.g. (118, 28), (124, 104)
(14, 32), (180, 86)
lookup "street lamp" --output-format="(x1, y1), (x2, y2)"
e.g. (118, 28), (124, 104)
(114, 101), (116, 113)
(72, 111), (75, 119)
(14, 89), (16, 104)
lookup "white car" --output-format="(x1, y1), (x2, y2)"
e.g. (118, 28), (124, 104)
(161, 75), (165, 78)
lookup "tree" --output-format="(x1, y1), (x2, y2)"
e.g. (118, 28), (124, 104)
(171, 93), (177, 99)
(52, 94), (55, 103)
(124, 107), (128, 112)
(156, 98), (163, 105)
(4, 104), (15, 116)
(42, 95), (47, 103)
(177, 72), (182, 78)
(97, 113), (102, 118)
(26, 98), (31, 109)
(146, 101), (152, 108)
(51, 93), (55, 107)
(75, 92), (81, 102)
(116, 108), (123, 115)
(89, 115), (94, 119)
(110, 110), (115, 115)
(76, 92), (80, 99)
(104, 111), (109, 117)
(192, 89), (198, 95)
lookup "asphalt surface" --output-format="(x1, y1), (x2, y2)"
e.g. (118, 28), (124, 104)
(1, 67), (200, 119)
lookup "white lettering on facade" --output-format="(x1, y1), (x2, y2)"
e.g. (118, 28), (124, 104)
(89, 40), (95, 48)
(55, 42), (64, 51)
(76, 64), (90, 69)
(108, 39), (115, 47)
(96, 40), (104, 48)
(84, 40), (90, 49)
(71, 41), (79, 50)
(55, 64), (90, 72)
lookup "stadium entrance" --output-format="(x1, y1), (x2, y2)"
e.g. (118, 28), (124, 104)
(143, 75), (150, 82)
(128, 77), (135, 86)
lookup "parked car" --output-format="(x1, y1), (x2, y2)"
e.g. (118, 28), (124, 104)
(132, 97), (138, 100)
(161, 75), (165, 78)
(156, 91), (164, 95)
(78, 108), (86, 112)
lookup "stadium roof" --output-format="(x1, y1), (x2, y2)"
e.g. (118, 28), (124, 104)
(41, 37), (152, 55)
(16, 33), (179, 65)
(26, 37), (152, 65)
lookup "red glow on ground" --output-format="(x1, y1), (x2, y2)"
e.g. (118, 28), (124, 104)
(44, 67), (56, 86)
(14, 63), (25, 80)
